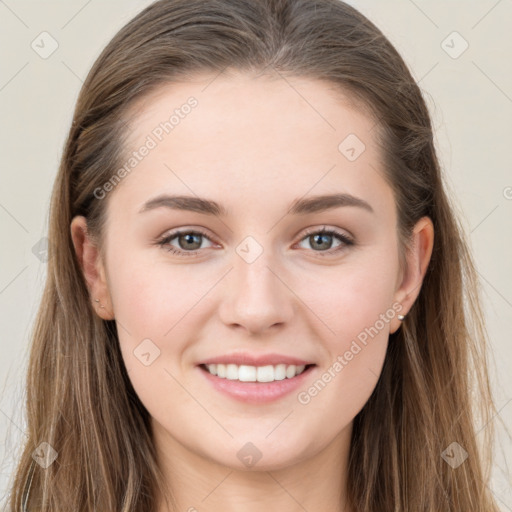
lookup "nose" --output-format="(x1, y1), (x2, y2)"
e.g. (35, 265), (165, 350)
(217, 248), (294, 336)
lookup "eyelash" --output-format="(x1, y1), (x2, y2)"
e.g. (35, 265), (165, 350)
(156, 226), (354, 258)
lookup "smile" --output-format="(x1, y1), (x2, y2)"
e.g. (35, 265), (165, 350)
(198, 363), (317, 404)
(202, 363), (310, 382)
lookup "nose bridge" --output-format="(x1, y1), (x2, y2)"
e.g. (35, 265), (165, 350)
(218, 235), (294, 334)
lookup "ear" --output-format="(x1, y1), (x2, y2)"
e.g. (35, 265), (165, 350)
(70, 215), (114, 320)
(389, 216), (434, 334)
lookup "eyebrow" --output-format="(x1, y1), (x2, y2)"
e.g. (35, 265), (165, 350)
(138, 192), (374, 216)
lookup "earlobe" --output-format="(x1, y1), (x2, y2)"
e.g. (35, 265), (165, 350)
(70, 215), (114, 320)
(390, 216), (434, 334)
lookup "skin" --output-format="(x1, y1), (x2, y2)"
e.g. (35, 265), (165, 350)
(71, 70), (434, 512)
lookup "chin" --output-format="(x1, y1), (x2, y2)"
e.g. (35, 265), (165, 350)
(201, 438), (312, 472)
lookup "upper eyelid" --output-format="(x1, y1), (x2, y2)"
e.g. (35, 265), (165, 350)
(301, 225), (352, 239)
(159, 227), (217, 245)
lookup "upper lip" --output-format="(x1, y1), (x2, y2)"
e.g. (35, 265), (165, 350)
(198, 352), (315, 367)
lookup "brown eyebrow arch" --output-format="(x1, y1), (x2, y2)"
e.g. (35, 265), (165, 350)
(138, 193), (374, 216)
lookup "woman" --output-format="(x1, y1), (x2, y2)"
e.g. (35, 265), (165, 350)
(6, 0), (504, 510)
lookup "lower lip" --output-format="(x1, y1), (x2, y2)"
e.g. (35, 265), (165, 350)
(197, 364), (316, 404)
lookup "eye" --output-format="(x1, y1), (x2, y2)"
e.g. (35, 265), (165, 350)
(295, 226), (354, 256)
(156, 226), (354, 258)
(156, 228), (215, 257)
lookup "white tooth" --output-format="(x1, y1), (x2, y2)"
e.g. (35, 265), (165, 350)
(216, 363), (226, 378)
(238, 365), (257, 382)
(285, 365), (296, 379)
(226, 364), (239, 380)
(274, 364), (287, 380)
(207, 362), (309, 381)
(257, 365), (275, 382)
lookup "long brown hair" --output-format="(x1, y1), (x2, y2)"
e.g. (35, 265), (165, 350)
(6, 0), (505, 510)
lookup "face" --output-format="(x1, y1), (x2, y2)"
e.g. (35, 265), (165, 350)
(73, 70), (430, 473)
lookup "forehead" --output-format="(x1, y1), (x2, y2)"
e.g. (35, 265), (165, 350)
(110, 71), (393, 219)
(126, 70), (376, 151)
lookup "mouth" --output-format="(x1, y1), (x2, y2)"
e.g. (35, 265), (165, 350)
(199, 362), (316, 383)
(197, 362), (317, 404)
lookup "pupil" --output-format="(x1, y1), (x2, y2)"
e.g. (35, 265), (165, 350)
(182, 233), (201, 249)
(313, 234), (331, 250)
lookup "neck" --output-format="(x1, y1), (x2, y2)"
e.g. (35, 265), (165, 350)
(153, 421), (354, 512)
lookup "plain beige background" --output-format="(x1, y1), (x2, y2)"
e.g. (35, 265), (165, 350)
(0, 0), (511, 509)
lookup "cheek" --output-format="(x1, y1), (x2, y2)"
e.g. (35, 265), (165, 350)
(110, 265), (196, 415)
(295, 259), (396, 401)
(293, 275), (394, 429)
(108, 256), (218, 401)
(107, 252), (200, 336)
(304, 258), (398, 341)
